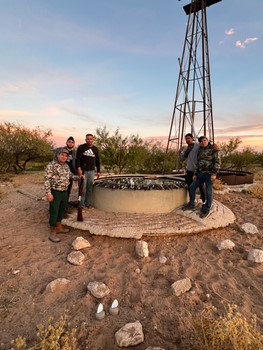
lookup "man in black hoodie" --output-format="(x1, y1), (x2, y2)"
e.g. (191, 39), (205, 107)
(76, 133), (100, 208)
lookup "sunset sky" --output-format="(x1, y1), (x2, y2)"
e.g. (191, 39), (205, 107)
(0, 0), (262, 150)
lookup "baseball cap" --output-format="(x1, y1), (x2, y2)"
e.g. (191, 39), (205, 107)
(58, 147), (69, 155)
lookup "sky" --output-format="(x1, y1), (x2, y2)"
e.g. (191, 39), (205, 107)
(0, 0), (262, 150)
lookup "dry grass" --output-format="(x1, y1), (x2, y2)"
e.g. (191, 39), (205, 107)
(192, 304), (263, 350)
(213, 179), (224, 191)
(9, 316), (77, 350)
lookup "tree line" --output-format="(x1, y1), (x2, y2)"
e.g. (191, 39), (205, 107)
(0, 122), (262, 174)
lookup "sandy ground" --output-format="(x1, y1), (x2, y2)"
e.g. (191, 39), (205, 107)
(0, 172), (263, 350)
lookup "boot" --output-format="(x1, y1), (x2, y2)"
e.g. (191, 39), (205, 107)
(56, 222), (70, 233)
(49, 227), (61, 243)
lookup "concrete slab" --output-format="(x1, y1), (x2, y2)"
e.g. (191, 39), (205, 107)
(62, 200), (235, 239)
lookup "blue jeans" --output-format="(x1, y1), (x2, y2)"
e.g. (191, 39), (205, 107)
(186, 170), (206, 203)
(189, 172), (213, 213)
(81, 170), (95, 207)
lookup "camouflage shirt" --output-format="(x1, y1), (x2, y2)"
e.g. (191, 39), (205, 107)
(44, 160), (71, 194)
(195, 143), (220, 175)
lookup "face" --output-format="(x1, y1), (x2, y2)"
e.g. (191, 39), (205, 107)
(85, 135), (94, 146)
(57, 152), (68, 164)
(66, 139), (75, 149)
(185, 136), (194, 145)
(199, 138), (208, 148)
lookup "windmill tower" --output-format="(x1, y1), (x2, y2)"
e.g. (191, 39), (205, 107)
(164, 0), (222, 171)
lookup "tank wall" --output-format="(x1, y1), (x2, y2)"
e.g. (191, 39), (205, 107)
(93, 187), (188, 214)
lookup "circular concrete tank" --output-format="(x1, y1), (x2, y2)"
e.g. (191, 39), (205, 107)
(93, 175), (188, 214)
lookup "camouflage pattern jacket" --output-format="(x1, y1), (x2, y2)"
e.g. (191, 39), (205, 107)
(44, 160), (71, 195)
(195, 143), (220, 176)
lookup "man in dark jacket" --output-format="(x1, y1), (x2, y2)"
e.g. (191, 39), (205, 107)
(184, 136), (220, 218)
(76, 133), (100, 208)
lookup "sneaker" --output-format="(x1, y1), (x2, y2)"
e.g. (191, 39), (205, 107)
(183, 203), (195, 211)
(200, 211), (210, 219)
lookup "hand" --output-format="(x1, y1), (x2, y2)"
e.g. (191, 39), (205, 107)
(211, 175), (216, 181)
(193, 175), (197, 181)
(47, 193), (53, 202)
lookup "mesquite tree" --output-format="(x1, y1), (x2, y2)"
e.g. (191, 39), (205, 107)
(0, 122), (54, 173)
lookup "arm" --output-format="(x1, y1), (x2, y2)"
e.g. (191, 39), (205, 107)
(76, 145), (84, 177)
(44, 163), (54, 202)
(95, 147), (101, 178)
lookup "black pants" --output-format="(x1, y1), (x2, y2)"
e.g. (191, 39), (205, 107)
(186, 170), (206, 203)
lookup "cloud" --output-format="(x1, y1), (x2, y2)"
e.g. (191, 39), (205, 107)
(236, 37), (258, 49)
(225, 28), (235, 35)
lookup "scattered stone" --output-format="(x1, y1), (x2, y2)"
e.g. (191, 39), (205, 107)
(159, 255), (167, 264)
(145, 347), (165, 350)
(248, 249), (263, 263)
(67, 251), (85, 266)
(171, 277), (192, 296)
(241, 223), (259, 234)
(87, 281), (110, 298)
(136, 240), (149, 258)
(46, 278), (70, 292)
(216, 239), (235, 250)
(12, 269), (20, 275)
(135, 268), (141, 274)
(72, 236), (91, 250)
(115, 321), (144, 347)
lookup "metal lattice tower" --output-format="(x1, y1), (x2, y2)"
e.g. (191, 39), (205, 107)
(164, 0), (222, 171)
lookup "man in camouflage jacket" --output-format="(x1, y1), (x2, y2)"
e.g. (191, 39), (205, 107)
(185, 136), (220, 218)
(44, 148), (77, 242)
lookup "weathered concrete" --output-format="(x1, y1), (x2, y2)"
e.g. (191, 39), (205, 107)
(92, 186), (188, 214)
(63, 199), (235, 239)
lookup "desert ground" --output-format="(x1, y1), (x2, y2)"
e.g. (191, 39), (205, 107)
(0, 171), (262, 350)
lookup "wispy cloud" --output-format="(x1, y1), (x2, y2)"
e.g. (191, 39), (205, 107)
(225, 28), (235, 35)
(236, 37), (258, 49)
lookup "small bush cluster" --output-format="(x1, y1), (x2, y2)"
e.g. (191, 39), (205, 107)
(192, 304), (263, 350)
(9, 316), (77, 350)
(213, 178), (224, 191)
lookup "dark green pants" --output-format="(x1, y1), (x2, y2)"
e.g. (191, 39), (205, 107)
(49, 189), (68, 227)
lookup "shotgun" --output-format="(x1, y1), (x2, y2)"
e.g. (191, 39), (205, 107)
(77, 178), (84, 222)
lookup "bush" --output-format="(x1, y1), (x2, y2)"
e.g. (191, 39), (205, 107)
(9, 316), (77, 350)
(192, 304), (263, 350)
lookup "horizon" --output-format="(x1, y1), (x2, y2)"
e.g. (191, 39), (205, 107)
(53, 132), (263, 152)
(0, 0), (262, 150)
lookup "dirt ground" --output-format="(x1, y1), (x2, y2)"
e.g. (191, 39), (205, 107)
(0, 172), (263, 350)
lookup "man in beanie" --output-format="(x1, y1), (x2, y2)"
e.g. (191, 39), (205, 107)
(65, 136), (77, 199)
(44, 148), (78, 242)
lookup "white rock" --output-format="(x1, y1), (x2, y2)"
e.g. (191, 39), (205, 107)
(216, 239), (235, 250)
(159, 255), (167, 264)
(136, 240), (149, 258)
(111, 299), (118, 308)
(87, 281), (110, 298)
(72, 236), (91, 250)
(46, 278), (70, 292)
(67, 251), (85, 266)
(97, 303), (104, 313)
(247, 249), (263, 263)
(171, 277), (192, 296)
(241, 223), (259, 234)
(115, 321), (144, 347)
